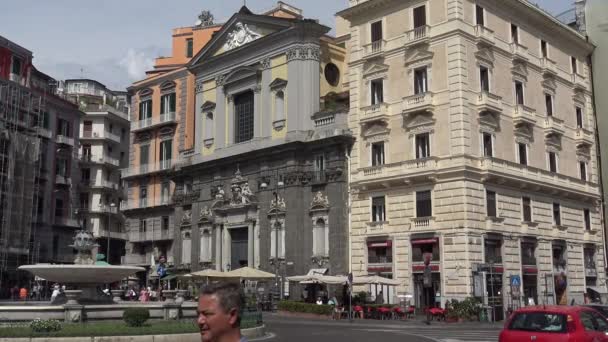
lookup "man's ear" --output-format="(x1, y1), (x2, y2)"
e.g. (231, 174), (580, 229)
(228, 308), (238, 326)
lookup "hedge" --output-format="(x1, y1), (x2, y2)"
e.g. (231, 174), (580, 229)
(277, 301), (333, 315)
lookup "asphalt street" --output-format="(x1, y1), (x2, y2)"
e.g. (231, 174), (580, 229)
(257, 315), (501, 342)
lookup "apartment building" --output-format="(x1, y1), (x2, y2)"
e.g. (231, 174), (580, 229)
(121, 11), (221, 277)
(338, 0), (605, 315)
(60, 79), (130, 264)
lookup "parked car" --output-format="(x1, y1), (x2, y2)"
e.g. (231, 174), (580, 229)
(584, 304), (608, 319)
(499, 305), (608, 342)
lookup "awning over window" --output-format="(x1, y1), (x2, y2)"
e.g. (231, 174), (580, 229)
(367, 240), (392, 248)
(588, 286), (608, 294)
(307, 268), (328, 276)
(411, 238), (438, 245)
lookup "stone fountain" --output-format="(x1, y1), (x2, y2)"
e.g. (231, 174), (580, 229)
(19, 230), (145, 305)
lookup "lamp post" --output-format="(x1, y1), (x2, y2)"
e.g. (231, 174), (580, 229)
(106, 202), (115, 264)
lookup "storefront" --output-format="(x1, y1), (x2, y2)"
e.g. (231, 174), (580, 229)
(367, 239), (394, 304)
(411, 236), (441, 309)
(552, 241), (568, 305)
(521, 239), (538, 306)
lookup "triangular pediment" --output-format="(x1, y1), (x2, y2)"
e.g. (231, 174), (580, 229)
(479, 112), (500, 130)
(189, 8), (302, 66)
(269, 78), (288, 90)
(362, 121), (390, 137)
(475, 47), (495, 65)
(511, 62), (528, 80)
(542, 77), (557, 91)
(363, 62), (389, 78)
(201, 101), (216, 112)
(221, 65), (261, 86)
(404, 48), (434, 66)
(405, 113), (435, 130)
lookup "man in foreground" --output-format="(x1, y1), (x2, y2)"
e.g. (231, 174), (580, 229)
(197, 282), (247, 342)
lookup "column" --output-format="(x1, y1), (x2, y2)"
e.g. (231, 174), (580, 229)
(223, 226), (230, 271)
(248, 222), (254, 267)
(254, 222), (260, 268)
(215, 225), (222, 271)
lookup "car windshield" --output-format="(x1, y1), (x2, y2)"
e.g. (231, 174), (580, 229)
(590, 306), (608, 318)
(508, 312), (567, 333)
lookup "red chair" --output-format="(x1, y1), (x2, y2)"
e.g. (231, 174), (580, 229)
(392, 307), (405, 320)
(378, 306), (391, 320)
(353, 305), (364, 319)
(429, 307), (446, 321)
(406, 306), (415, 319)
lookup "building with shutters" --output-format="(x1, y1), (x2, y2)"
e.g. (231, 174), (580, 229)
(337, 0), (605, 314)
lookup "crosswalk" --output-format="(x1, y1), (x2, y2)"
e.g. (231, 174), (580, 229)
(355, 327), (500, 342)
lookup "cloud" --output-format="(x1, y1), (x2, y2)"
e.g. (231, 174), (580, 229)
(35, 46), (170, 90)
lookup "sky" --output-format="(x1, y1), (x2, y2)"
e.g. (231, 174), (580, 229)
(0, 0), (574, 90)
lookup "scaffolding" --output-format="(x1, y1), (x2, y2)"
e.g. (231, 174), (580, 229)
(0, 78), (42, 290)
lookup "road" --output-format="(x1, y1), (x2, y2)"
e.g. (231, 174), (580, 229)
(257, 314), (501, 342)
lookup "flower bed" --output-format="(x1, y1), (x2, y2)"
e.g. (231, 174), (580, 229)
(277, 301), (333, 316)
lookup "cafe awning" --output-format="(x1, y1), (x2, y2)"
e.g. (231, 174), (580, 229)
(587, 286), (608, 294)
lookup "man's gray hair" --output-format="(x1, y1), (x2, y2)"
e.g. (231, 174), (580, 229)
(200, 282), (245, 323)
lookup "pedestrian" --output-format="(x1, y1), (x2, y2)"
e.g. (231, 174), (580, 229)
(316, 297), (323, 305)
(50, 284), (61, 303)
(375, 290), (384, 304)
(197, 282), (247, 342)
(11, 285), (18, 301)
(19, 286), (28, 301)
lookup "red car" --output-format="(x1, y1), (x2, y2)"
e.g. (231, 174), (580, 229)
(499, 305), (608, 342)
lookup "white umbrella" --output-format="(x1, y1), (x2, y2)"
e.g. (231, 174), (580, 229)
(223, 267), (276, 281)
(287, 274), (347, 285)
(352, 275), (400, 286)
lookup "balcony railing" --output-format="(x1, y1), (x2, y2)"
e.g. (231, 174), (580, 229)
(88, 204), (119, 214)
(55, 175), (71, 186)
(544, 116), (565, 136)
(53, 217), (79, 228)
(368, 256), (393, 264)
(56, 135), (75, 147)
(513, 104), (537, 126)
(477, 92), (502, 114)
(540, 57), (558, 76)
(81, 131), (121, 143)
(83, 103), (129, 121)
(120, 197), (171, 211)
(361, 102), (389, 123)
(475, 25), (495, 45)
(122, 159), (175, 178)
(37, 127), (52, 139)
(356, 157), (437, 185)
(575, 128), (594, 147)
(89, 180), (119, 191)
(510, 43), (529, 61)
(121, 254), (150, 265)
(79, 153), (120, 167)
(572, 73), (587, 90)
(405, 25), (430, 45)
(402, 92), (434, 115)
(131, 112), (177, 131)
(129, 228), (175, 243)
(412, 216), (434, 228)
(363, 40), (386, 57)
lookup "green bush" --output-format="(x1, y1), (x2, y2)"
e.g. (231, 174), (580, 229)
(29, 319), (61, 333)
(122, 308), (150, 327)
(278, 301), (333, 316)
(446, 297), (482, 321)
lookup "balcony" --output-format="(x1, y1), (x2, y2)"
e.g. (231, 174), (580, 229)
(575, 128), (594, 147)
(120, 197), (171, 211)
(363, 40), (386, 59)
(405, 25), (430, 46)
(88, 204), (119, 214)
(37, 127), (52, 139)
(510, 43), (529, 61)
(366, 221), (388, 231)
(521, 255), (537, 266)
(360, 103), (389, 124)
(55, 175), (71, 186)
(121, 159), (175, 178)
(79, 154), (120, 167)
(131, 112), (177, 132)
(368, 255), (392, 264)
(82, 103), (130, 121)
(478, 157), (598, 198)
(540, 58), (558, 77)
(402, 92), (434, 116)
(411, 216), (434, 229)
(513, 104), (537, 127)
(129, 228), (175, 243)
(121, 254), (151, 266)
(543, 116), (565, 137)
(354, 157), (437, 188)
(56, 135), (75, 147)
(571, 73), (587, 91)
(81, 131), (121, 144)
(89, 180), (120, 191)
(476, 92), (502, 114)
(474, 25), (495, 46)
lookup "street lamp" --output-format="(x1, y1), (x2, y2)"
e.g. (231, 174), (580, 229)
(106, 202), (115, 264)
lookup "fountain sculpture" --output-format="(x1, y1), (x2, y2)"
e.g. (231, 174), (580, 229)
(19, 230), (145, 304)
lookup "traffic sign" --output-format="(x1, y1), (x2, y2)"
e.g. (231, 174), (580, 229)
(510, 275), (521, 287)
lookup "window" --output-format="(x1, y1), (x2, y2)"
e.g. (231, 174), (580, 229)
(182, 231), (192, 264)
(412, 241), (439, 262)
(371, 21), (382, 43)
(200, 228), (212, 262)
(11, 56), (22, 75)
(511, 24), (519, 44)
(313, 218), (328, 257)
(413, 5), (427, 28)
(579, 311), (608, 332)
(476, 5), (485, 26)
(518, 143), (528, 166)
(204, 112), (214, 140)
(186, 38), (194, 58)
(415, 133), (430, 159)
(416, 190), (432, 218)
(521, 242), (536, 265)
(571, 56), (577, 74)
(414, 67), (428, 94)
(54, 198), (64, 217)
(548, 152), (558, 173)
(371, 196), (386, 222)
(522, 197), (532, 222)
(371, 142), (385, 166)
(484, 239), (502, 263)
(368, 243), (392, 264)
(541, 40), (548, 58)
(576, 107), (583, 128)
(314, 153), (325, 181)
(580, 161), (588, 181)
(514, 81), (524, 105)
(370, 79), (383, 105)
(553, 203), (561, 226)
(584, 209), (591, 231)
(480, 66), (490, 92)
(234, 91), (254, 143)
(139, 219), (147, 233)
(159, 139), (172, 168)
(160, 93), (176, 115)
(486, 190), (497, 217)
(162, 216), (169, 230)
(508, 313), (566, 333)
(57, 118), (71, 137)
(139, 186), (148, 207)
(161, 182), (170, 204)
(81, 168), (91, 183)
(545, 94), (553, 116)
(482, 133), (493, 157)
(324, 63), (340, 86)
(139, 144), (149, 169)
(138, 99), (152, 120)
(275, 91), (285, 120)
(56, 158), (68, 177)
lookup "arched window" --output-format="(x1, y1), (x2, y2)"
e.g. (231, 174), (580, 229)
(182, 231), (192, 264)
(275, 91), (285, 121)
(270, 221), (285, 259)
(313, 218), (328, 257)
(204, 112), (214, 141)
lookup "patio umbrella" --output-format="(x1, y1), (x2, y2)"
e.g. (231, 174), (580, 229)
(189, 269), (228, 284)
(352, 275), (400, 286)
(223, 267), (276, 281)
(287, 274), (347, 285)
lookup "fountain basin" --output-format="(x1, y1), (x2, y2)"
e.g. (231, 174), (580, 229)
(18, 265), (145, 284)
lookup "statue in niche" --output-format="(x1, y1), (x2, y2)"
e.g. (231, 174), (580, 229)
(224, 22), (262, 51)
(182, 210), (192, 225)
(215, 186), (225, 200)
(311, 191), (329, 208)
(241, 182), (253, 204)
(271, 194), (286, 210)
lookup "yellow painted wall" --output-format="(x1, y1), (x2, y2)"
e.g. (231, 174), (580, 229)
(271, 54), (288, 139)
(202, 79), (217, 156)
(320, 41), (347, 96)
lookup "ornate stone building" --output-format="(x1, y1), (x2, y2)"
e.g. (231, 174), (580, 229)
(171, 5), (352, 296)
(338, 0), (606, 314)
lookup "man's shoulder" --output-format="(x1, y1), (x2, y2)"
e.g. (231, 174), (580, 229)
(239, 337), (249, 342)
